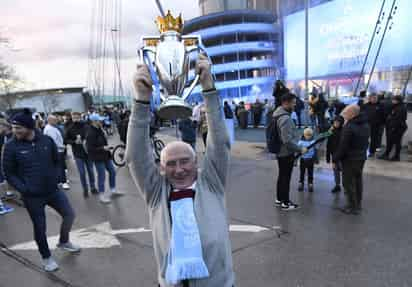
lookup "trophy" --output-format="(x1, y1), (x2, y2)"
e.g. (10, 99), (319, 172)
(139, 11), (206, 120)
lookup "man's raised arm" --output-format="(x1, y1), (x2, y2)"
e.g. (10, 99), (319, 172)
(126, 64), (162, 206)
(197, 54), (231, 187)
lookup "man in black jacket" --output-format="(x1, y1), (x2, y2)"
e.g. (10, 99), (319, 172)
(333, 104), (370, 214)
(380, 95), (408, 161)
(2, 110), (80, 272)
(363, 93), (385, 157)
(65, 112), (97, 197)
(326, 115), (344, 193)
(86, 113), (120, 204)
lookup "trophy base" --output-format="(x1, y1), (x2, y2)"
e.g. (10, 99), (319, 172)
(157, 96), (193, 120)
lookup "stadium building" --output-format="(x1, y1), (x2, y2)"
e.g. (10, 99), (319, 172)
(183, 1), (282, 103)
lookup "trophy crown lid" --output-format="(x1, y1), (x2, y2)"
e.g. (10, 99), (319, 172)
(156, 10), (183, 34)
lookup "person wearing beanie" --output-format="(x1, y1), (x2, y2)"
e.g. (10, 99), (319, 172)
(2, 109), (80, 272)
(326, 115), (344, 193)
(333, 104), (370, 214)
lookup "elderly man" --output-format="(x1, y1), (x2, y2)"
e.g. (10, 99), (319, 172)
(43, 115), (69, 189)
(333, 104), (370, 214)
(126, 54), (234, 287)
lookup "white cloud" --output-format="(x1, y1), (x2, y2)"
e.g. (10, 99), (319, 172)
(1, 0), (200, 89)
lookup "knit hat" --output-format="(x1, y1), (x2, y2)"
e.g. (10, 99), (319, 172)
(11, 109), (35, 130)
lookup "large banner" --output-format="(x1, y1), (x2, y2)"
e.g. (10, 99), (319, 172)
(284, 0), (411, 80)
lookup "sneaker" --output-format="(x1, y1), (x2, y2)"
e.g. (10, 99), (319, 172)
(110, 188), (124, 196)
(0, 205), (14, 215)
(274, 199), (282, 207)
(281, 202), (299, 211)
(62, 183), (70, 190)
(91, 188), (98, 194)
(57, 242), (81, 253)
(83, 190), (89, 198)
(368, 153), (375, 158)
(389, 156), (400, 162)
(298, 183), (304, 192)
(99, 193), (112, 204)
(42, 257), (59, 272)
(331, 186), (341, 193)
(5, 191), (14, 198)
(308, 184), (314, 193)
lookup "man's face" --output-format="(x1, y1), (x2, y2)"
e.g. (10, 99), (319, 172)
(72, 114), (81, 122)
(12, 124), (32, 140)
(161, 147), (197, 189)
(333, 120), (341, 129)
(283, 99), (296, 111)
(369, 96), (378, 104)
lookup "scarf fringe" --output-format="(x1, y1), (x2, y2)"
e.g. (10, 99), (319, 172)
(166, 258), (210, 285)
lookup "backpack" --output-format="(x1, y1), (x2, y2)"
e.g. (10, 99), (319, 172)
(266, 114), (287, 154)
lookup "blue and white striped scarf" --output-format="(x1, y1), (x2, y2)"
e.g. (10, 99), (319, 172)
(165, 194), (209, 285)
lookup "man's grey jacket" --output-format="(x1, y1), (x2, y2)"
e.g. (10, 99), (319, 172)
(126, 90), (235, 287)
(272, 106), (301, 157)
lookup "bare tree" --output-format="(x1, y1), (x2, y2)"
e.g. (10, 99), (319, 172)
(41, 93), (60, 114)
(0, 62), (23, 110)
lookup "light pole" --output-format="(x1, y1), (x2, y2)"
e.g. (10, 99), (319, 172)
(305, 0), (309, 98)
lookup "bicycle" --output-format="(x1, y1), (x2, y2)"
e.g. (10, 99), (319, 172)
(112, 135), (165, 167)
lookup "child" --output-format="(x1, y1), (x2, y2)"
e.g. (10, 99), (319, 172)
(298, 128), (317, 192)
(326, 116), (344, 193)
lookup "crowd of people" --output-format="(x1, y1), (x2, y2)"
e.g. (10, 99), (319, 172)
(269, 85), (408, 214)
(0, 53), (409, 286)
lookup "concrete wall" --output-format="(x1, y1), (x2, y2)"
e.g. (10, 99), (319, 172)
(13, 92), (87, 113)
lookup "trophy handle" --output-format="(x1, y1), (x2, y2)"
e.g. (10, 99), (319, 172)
(182, 45), (209, 100)
(138, 47), (166, 102)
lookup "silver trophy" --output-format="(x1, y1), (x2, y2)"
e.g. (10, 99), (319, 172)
(139, 11), (206, 120)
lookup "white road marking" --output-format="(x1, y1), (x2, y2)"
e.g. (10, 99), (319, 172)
(9, 222), (273, 251)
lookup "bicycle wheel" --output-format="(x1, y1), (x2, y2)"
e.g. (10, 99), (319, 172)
(112, 144), (126, 167)
(153, 138), (165, 161)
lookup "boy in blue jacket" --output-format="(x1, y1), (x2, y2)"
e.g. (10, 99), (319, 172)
(298, 128), (317, 192)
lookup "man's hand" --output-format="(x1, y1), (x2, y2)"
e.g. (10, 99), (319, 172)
(301, 147), (308, 154)
(133, 64), (153, 102)
(195, 53), (215, 91)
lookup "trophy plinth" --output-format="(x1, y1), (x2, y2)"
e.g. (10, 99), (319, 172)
(157, 96), (192, 120)
(139, 10), (207, 120)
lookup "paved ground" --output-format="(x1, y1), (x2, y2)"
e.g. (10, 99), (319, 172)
(1, 127), (412, 287)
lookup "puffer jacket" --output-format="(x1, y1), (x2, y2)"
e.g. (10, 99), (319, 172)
(333, 113), (370, 162)
(2, 131), (59, 197)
